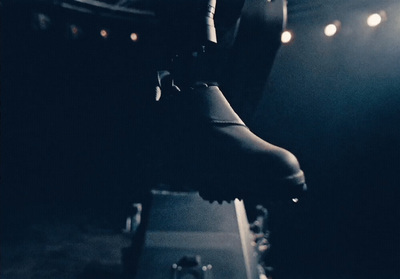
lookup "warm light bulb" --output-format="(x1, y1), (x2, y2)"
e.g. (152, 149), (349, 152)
(324, 24), (337, 36)
(367, 13), (382, 27)
(281, 30), (292, 43)
(130, 32), (138, 42)
(100, 29), (109, 38)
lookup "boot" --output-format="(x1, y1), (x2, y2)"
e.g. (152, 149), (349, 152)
(151, 0), (305, 203)
(154, 77), (306, 203)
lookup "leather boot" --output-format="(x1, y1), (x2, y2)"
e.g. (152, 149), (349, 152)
(151, 0), (305, 203)
(154, 78), (306, 203)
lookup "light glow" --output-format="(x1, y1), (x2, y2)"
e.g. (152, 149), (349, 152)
(71, 26), (79, 35)
(324, 20), (341, 37)
(367, 13), (382, 27)
(281, 30), (292, 43)
(100, 29), (109, 38)
(34, 13), (51, 30)
(130, 32), (138, 42)
(324, 24), (337, 37)
(69, 24), (81, 38)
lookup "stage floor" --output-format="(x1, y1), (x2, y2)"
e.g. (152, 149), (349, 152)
(1, 205), (132, 279)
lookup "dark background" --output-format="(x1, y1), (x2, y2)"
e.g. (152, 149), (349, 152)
(1, 0), (399, 278)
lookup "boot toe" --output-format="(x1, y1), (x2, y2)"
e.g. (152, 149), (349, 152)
(241, 142), (307, 201)
(216, 124), (306, 197)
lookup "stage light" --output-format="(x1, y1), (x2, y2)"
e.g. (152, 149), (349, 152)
(367, 11), (386, 27)
(324, 24), (337, 37)
(367, 11), (387, 27)
(100, 29), (109, 39)
(281, 30), (292, 43)
(367, 13), (382, 27)
(324, 20), (341, 37)
(130, 32), (138, 42)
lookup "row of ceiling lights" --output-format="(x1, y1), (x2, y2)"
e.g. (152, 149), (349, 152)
(281, 11), (387, 43)
(98, 28), (139, 41)
(35, 10), (387, 44)
(67, 24), (140, 42)
(34, 13), (140, 42)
